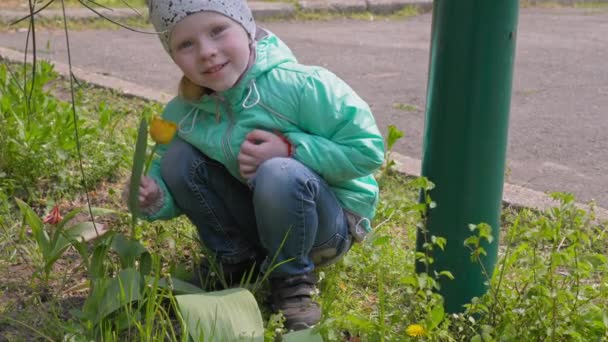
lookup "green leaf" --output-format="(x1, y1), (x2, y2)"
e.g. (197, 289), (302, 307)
(427, 305), (444, 330)
(346, 314), (375, 330)
(386, 124), (404, 150)
(111, 234), (148, 269)
(463, 236), (478, 247)
(15, 198), (49, 254)
(176, 288), (264, 341)
(284, 328), (323, 341)
(55, 207), (84, 231)
(438, 270), (454, 280)
(93, 268), (142, 324)
(128, 118), (149, 226)
(47, 222), (105, 265)
(89, 234), (114, 280)
(154, 277), (205, 295)
(371, 235), (391, 247)
(139, 251), (152, 277)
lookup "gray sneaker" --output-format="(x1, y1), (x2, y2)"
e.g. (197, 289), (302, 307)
(270, 272), (321, 331)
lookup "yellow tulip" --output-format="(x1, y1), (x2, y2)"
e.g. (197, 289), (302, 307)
(149, 116), (177, 144)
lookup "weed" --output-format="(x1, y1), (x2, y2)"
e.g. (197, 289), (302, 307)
(393, 102), (420, 112)
(0, 61), (148, 203)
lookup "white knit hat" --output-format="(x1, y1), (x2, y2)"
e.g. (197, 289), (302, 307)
(148, 0), (256, 53)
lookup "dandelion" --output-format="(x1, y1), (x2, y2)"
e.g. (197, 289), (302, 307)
(144, 116), (178, 174)
(406, 324), (426, 337)
(43, 205), (63, 225)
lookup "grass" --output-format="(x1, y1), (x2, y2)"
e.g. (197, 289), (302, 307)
(1, 12), (152, 32)
(521, 1), (608, 10)
(0, 3), (424, 31)
(1, 56), (608, 340)
(0, 0), (147, 10)
(289, 5), (421, 22)
(393, 102), (421, 112)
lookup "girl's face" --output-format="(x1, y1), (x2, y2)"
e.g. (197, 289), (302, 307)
(170, 11), (251, 93)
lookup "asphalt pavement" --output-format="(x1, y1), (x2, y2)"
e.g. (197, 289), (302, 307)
(0, 5), (607, 210)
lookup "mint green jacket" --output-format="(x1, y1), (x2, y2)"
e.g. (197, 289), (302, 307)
(147, 31), (385, 231)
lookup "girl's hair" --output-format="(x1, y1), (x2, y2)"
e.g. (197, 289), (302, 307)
(179, 76), (207, 101)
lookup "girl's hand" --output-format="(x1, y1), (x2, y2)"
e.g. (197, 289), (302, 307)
(123, 176), (161, 209)
(138, 176), (161, 208)
(238, 129), (290, 179)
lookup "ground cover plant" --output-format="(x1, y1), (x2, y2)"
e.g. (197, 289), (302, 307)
(1, 58), (607, 341)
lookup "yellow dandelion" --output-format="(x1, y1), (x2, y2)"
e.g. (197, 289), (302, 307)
(406, 324), (426, 337)
(149, 116), (177, 144)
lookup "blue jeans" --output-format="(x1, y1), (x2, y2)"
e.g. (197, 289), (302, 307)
(160, 139), (352, 278)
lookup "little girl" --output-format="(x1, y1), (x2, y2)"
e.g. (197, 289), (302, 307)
(133, 0), (385, 330)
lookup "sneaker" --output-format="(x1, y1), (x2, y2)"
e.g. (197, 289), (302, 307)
(270, 272), (322, 331)
(188, 255), (263, 291)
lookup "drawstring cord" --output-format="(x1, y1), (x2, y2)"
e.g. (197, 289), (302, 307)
(179, 78), (259, 133)
(242, 80), (260, 109)
(178, 106), (199, 134)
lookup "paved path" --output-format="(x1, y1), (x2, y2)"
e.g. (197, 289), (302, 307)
(1, 7), (607, 208)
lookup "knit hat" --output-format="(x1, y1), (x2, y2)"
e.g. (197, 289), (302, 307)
(147, 0), (256, 53)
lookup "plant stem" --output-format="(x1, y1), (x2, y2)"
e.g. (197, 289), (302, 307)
(143, 144), (157, 175)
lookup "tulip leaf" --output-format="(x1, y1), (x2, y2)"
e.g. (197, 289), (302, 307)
(15, 198), (49, 253)
(152, 276), (205, 295)
(83, 267), (142, 324)
(45, 222), (105, 271)
(111, 233), (148, 269)
(128, 117), (149, 230)
(176, 288), (264, 341)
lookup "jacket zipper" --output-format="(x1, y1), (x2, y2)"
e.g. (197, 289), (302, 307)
(222, 102), (238, 169)
(258, 101), (298, 126)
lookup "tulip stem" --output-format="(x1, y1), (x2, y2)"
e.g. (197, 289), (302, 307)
(143, 144), (157, 175)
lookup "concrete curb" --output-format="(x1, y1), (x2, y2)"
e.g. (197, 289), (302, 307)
(0, 46), (172, 103)
(1, 44), (606, 223)
(392, 154), (608, 222)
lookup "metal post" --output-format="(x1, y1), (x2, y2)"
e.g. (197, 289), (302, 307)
(416, 0), (519, 313)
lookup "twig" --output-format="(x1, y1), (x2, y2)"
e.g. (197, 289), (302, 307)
(78, 0), (159, 34)
(59, 0), (100, 238)
(9, 0), (56, 26)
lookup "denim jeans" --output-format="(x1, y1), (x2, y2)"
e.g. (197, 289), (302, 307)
(160, 138), (352, 278)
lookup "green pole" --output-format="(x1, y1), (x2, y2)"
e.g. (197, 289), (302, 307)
(416, 0), (519, 313)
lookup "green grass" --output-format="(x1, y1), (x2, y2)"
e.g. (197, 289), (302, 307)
(1, 61), (607, 341)
(1, 3), (423, 31)
(393, 102), (421, 112)
(291, 5), (421, 22)
(521, 1), (608, 10)
(574, 1), (608, 9)
(0, 0), (147, 9)
(1, 13), (151, 32)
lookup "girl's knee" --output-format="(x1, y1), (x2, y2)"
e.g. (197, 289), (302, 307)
(255, 157), (303, 189)
(253, 157), (319, 208)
